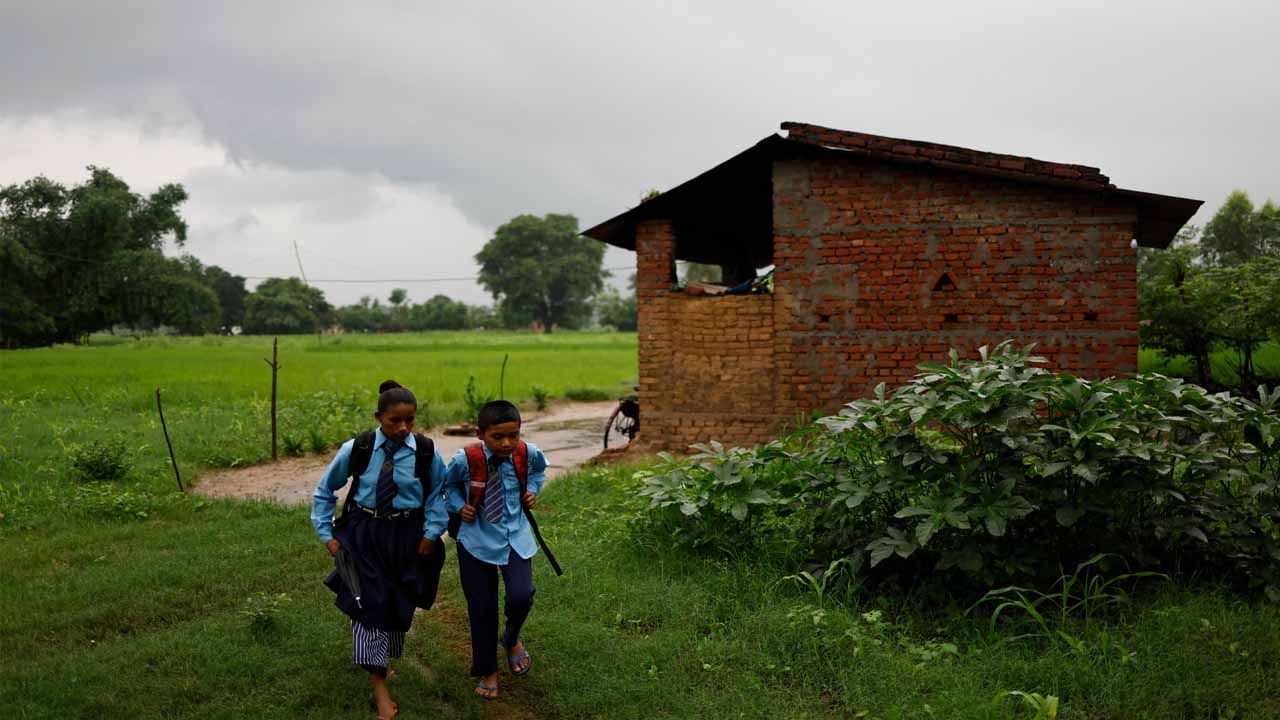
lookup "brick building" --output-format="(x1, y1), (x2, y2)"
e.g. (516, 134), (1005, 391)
(583, 122), (1201, 450)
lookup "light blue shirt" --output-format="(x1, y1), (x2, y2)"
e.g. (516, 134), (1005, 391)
(311, 429), (449, 544)
(444, 442), (548, 565)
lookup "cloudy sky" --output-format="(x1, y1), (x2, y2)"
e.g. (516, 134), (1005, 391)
(1, 1), (1276, 306)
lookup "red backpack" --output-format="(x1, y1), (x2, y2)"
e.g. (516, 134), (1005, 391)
(460, 441), (562, 576)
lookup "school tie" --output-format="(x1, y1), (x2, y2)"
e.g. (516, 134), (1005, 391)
(483, 455), (505, 524)
(375, 438), (401, 515)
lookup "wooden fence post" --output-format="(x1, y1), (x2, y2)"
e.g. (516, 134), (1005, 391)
(264, 337), (280, 461)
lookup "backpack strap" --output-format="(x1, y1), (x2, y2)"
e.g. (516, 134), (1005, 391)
(413, 433), (435, 502)
(463, 443), (488, 508)
(340, 430), (377, 518)
(463, 442), (531, 509)
(342, 431), (435, 519)
(511, 441), (529, 495)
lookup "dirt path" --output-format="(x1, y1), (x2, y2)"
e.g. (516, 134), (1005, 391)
(194, 401), (618, 504)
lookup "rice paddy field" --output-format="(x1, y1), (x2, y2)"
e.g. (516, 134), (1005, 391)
(0, 330), (638, 499)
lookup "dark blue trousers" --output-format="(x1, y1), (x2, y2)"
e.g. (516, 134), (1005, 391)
(457, 543), (535, 677)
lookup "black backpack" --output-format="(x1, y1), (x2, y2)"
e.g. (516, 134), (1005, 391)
(337, 431), (436, 520)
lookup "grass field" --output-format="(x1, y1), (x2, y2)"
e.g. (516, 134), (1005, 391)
(3, 332), (1280, 719)
(0, 331), (637, 501)
(1139, 341), (1280, 387)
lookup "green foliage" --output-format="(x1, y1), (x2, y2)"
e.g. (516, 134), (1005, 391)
(638, 342), (1280, 597)
(281, 432), (305, 457)
(68, 440), (131, 483)
(407, 294), (468, 331)
(242, 277), (332, 335)
(564, 386), (612, 402)
(308, 428), (327, 454)
(0, 167), (191, 347)
(241, 591), (290, 638)
(475, 213), (607, 332)
(635, 442), (799, 552)
(594, 286), (637, 331)
(972, 554), (1164, 660)
(994, 690), (1060, 719)
(1201, 190), (1280, 267)
(462, 375), (493, 421)
(530, 384), (550, 411)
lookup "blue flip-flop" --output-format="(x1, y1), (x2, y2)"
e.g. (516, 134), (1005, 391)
(474, 679), (498, 700)
(507, 646), (532, 676)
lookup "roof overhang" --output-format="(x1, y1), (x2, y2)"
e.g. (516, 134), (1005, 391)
(583, 126), (1201, 253)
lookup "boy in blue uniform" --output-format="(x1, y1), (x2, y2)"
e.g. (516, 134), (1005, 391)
(312, 380), (448, 720)
(445, 400), (548, 700)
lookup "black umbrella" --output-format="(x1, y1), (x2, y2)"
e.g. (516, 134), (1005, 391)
(327, 546), (363, 609)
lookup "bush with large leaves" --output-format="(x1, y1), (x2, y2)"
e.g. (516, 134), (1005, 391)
(638, 342), (1280, 597)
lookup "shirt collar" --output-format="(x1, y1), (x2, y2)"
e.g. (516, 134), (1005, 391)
(374, 428), (416, 452)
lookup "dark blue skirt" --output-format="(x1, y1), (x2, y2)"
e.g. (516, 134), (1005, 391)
(324, 508), (446, 633)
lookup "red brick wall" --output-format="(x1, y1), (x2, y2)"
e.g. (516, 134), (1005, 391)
(632, 154), (1141, 451)
(772, 156), (1139, 416)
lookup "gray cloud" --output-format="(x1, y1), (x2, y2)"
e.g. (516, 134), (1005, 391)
(2, 0), (1277, 291)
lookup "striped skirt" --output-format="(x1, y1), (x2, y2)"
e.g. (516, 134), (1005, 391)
(352, 619), (405, 669)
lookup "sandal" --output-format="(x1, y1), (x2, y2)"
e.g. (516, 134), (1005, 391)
(506, 645), (532, 676)
(474, 679), (499, 700)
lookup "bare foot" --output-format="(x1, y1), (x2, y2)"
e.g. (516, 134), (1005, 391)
(371, 674), (398, 718)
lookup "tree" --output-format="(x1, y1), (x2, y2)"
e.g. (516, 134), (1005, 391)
(1206, 257), (1280, 389)
(595, 287), (637, 331)
(475, 214), (607, 333)
(1138, 243), (1229, 386)
(408, 294), (468, 330)
(0, 167), (189, 346)
(336, 296), (384, 332)
(202, 265), (248, 330)
(387, 288), (409, 331)
(102, 250), (222, 334)
(1201, 191), (1280, 266)
(242, 277), (333, 335)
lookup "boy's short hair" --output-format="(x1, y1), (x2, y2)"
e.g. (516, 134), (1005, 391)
(478, 400), (521, 430)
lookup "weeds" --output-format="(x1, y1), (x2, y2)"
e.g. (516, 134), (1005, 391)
(241, 591), (290, 638)
(994, 690), (1060, 719)
(68, 440), (131, 482)
(307, 428), (327, 453)
(531, 384), (550, 411)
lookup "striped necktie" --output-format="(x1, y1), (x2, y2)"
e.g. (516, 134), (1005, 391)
(375, 438), (401, 515)
(483, 455), (505, 524)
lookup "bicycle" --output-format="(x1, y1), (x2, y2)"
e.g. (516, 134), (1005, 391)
(603, 393), (640, 449)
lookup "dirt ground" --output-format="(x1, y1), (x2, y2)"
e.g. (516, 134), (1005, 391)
(194, 401), (620, 504)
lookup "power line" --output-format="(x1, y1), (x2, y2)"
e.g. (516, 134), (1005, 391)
(240, 265), (635, 284)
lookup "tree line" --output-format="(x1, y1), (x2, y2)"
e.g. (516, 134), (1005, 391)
(0, 168), (635, 348)
(1139, 190), (1280, 392)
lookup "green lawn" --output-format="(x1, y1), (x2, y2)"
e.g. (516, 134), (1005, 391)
(3, 333), (1279, 718)
(3, 465), (1278, 719)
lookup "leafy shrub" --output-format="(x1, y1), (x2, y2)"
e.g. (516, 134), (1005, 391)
(531, 384), (550, 411)
(281, 433), (305, 457)
(638, 342), (1280, 597)
(308, 429), (327, 454)
(463, 375), (494, 420)
(68, 440), (131, 482)
(635, 441), (808, 552)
